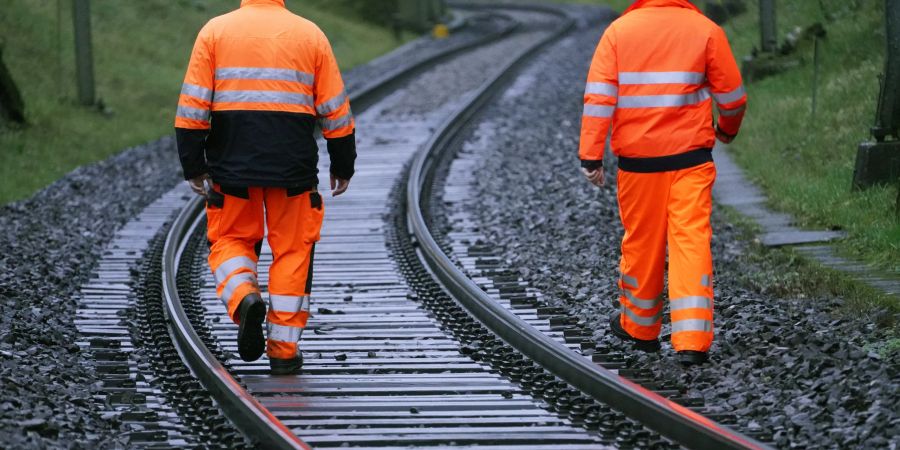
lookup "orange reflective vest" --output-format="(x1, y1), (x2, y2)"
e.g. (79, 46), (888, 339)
(175, 0), (356, 187)
(579, 0), (746, 171)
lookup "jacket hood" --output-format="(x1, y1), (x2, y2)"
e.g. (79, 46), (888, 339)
(623, 0), (702, 15)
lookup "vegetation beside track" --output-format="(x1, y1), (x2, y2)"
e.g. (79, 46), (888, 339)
(0, 0), (408, 204)
(724, 0), (898, 274)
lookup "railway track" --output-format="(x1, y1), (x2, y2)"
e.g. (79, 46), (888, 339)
(83, 3), (775, 449)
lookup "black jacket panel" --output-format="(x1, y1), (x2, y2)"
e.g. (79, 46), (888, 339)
(206, 110), (320, 188)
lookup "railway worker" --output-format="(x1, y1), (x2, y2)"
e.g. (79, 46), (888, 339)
(174, 0), (356, 376)
(579, 0), (746, 366)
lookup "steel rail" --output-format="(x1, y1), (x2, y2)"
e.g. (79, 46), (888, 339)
(159, 7), (523, 449)
(405, 4), (775, 450)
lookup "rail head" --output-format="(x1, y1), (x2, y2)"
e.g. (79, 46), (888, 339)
(403, 3), (774, 450)
(162, 196), (309, 450)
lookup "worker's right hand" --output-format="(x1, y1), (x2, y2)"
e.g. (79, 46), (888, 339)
(581, 168), (605, 188)
(331, 174), (350, 197)
(188, 174), (210, 197)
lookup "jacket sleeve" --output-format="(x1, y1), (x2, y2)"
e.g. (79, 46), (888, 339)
(174, 24), (215, 180)
(706, 25), (747, 139)
(579, 27), (618, 169)
(314, 31), (357, 180)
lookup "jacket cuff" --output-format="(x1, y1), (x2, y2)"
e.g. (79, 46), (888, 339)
(327, 131), (357, 180)
(176, 128), (209, 180)
(581, 159), (603, 171)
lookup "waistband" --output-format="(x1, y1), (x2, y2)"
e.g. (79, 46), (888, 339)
(618, 147), (713, 173)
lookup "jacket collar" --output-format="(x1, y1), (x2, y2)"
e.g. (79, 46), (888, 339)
(241, 0), (285, 7)
(623, 0), (701, 15)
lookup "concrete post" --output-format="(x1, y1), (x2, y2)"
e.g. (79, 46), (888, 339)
(854, 0), (900, 189)
(72, 0), (95, 106)
(759, 0), (777, 52)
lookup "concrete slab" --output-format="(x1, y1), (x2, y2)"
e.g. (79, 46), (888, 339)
(714, 142), (899, 298)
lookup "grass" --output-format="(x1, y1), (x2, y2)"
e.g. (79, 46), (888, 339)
(0, 0), (407, 204)
(724, 0), (900, 274)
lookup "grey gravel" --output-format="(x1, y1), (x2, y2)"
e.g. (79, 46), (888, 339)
(0, 137), (182, 448)
(448, 7), (900, 450)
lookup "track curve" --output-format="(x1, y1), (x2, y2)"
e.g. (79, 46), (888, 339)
(159, 3), (773, 449)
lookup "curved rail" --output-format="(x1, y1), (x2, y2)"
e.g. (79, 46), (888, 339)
(160, 8), (521, 449)
(404, 6), (775, 450)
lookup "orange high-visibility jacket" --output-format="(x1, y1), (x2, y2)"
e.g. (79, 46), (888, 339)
(579, 0), (746, 171)
(175, 0), (356, 188)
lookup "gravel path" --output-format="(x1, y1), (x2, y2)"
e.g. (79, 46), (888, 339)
(0, 138), (182, 448)
(452, 7), (900, 450)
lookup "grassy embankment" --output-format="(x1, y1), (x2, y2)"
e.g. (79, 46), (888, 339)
(0, 0), (406, 204)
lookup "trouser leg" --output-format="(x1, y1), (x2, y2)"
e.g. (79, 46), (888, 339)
(263, 188), (324, 360)
(667, 162), (716, 352)
(206, 185), (265, 323)
(617, 169), (669, 340)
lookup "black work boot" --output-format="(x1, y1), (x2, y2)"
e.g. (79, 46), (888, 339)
(236, 293), (266, 362)
(608, 312), (661, 352)
(677, 350), (709, 366)
(270, 353), (303, 376)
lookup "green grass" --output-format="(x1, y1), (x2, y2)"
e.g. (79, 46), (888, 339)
(0, 0), (406, 204)
(725, 0), (899, 273)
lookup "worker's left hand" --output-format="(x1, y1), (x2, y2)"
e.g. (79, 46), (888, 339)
(188, 174), (210, 197)
(331, 174), (350, 197)
(581, 168), (605, 187)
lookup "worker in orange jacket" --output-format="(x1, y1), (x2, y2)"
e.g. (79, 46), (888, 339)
(175, 0), (356, 375)
(579, 0), (746, 365)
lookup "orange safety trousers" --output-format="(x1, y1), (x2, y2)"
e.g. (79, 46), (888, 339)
(617, 162), (716, 352)
(206, 185), (323, 360)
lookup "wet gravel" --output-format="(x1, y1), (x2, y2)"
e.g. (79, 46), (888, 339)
(0, 137), (182, 448)
(378, 12), (553, 118)
(454, 7), (900, 450)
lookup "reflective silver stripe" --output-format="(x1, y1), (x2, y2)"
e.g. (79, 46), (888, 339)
(701, 274), (711, 287)
(213, 90), (314, 107)
(718, 104), (746, 117)
(621, 274), (639, 289)
(181, 83), (213, 103)
(670, 296), (712, 311)
(270, 295), (310, 313)
(621, 289), (661, 310)
(671, 319), (712, 333)
(713, 85), (746, 104)
(214, 256), (257, 286)
(216, 67), (314, 86)
(176, 105), (210, 122)
(621, 304), (662, 327)
(267, 323), (303, 343)
(221, 272), (257, 305)
(583, 104), (615, 118)
(321, 111), (354, 131)
(619, 71), (705, 85)
(316, 91), (348, 116)
(618, 88), (711, 108)
(585, 82), (618, 97)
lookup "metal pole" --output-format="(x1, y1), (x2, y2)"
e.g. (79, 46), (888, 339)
(72, 0), (95, 106)
(873, 0), (900, 141)
(759, 0), (777, 53)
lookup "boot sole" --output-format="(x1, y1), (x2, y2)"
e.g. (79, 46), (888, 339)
(238, 301), (266, 362)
